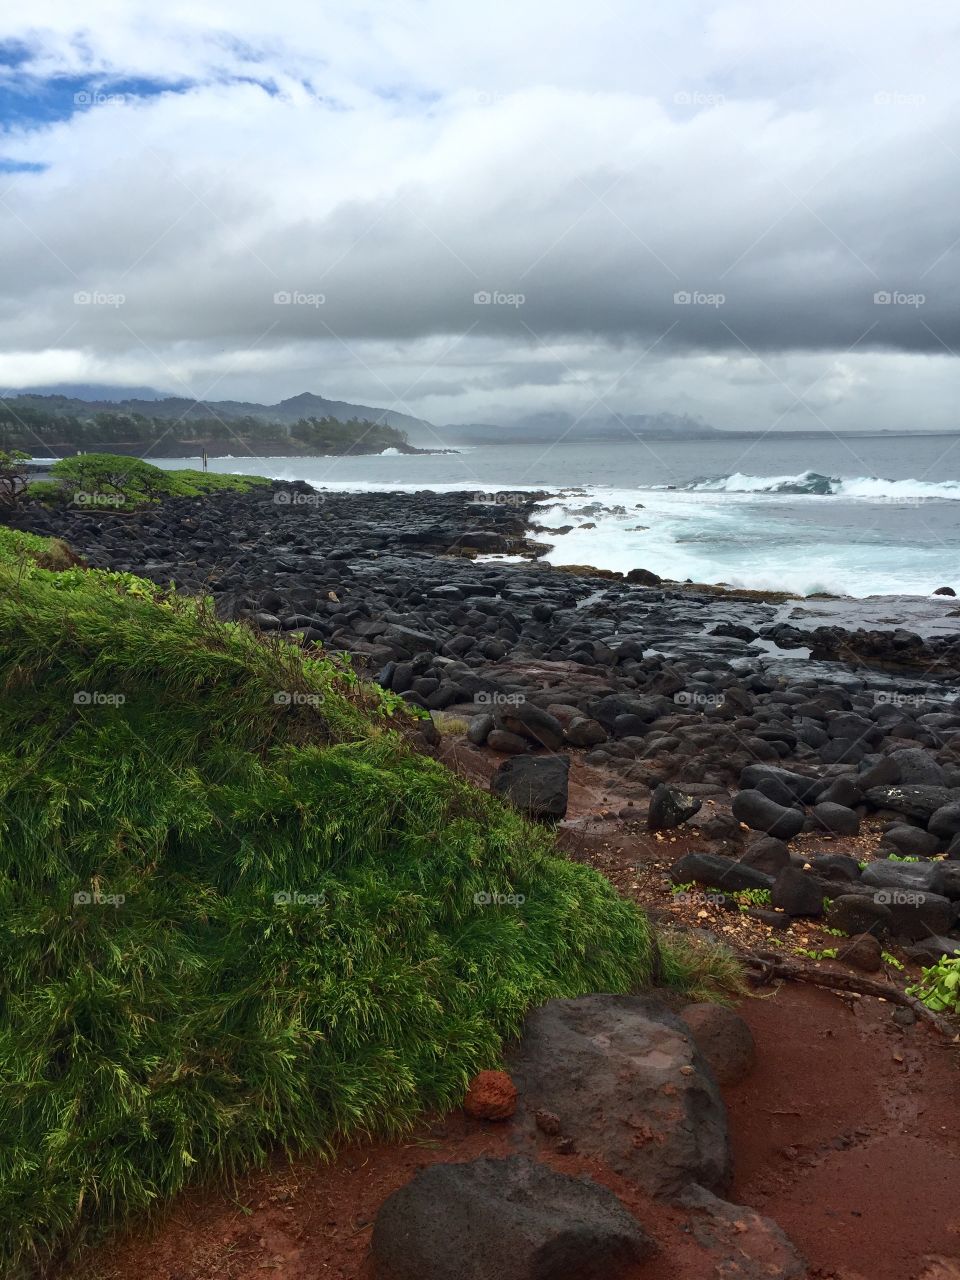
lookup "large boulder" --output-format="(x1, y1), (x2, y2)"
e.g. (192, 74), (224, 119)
(826, 894), (893, 937)
(882, 824), (942, 857)
(861, 859), (941, 893)
(647, 783), (702, 831)
(491, 755), (569, 821)
(739, 836), (791, 876)
(882, 890), (957, 942)
(381, 623), (439, 656)
(672, 852), (774, 894)
(928, 802), (960, 840)
(564, 716), (607, 747)
(508, 994), (731, 1196)
(810, 801), (860, 836)
(889, 748), (947, 787)
(739, 764), (820, 804)
(497, 702), (565, 751)
(865, 785), (959, 822)
(371, 1155), (656, 1280)
(817, 776), (864, 808)
(732, 790), (805, 840)
(678, 1185), (807, 1280)
(903, 936), (960, 965)
(771, 866), (825, 917)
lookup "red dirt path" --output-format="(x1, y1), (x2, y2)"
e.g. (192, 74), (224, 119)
(75, 983), (960, 1280)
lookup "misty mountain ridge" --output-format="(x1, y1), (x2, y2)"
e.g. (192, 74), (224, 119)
(3, 390), (720, 444)
(2, 389), (432, 437)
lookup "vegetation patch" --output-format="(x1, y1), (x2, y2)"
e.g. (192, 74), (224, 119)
(0, 532), (736, 1275)
(24, 453), (271, 510)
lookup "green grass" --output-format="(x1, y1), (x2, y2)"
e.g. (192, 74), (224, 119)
(0, 525), (79, 569)
(0, 531), (739, 1275)
(25, 454), (270, 510)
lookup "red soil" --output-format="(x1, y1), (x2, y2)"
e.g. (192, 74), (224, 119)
(75, 982), (960, 1280)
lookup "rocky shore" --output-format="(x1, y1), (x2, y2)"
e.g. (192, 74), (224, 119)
(10, 477), (960, 1279)
(10, 479), (960, 963)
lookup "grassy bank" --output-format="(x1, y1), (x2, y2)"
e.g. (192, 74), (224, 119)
(0, 529), (737, 1275)
(25, 453), (271, 509)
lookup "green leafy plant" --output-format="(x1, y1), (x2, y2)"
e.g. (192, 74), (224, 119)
(797, 946), (838, 960)
(881, 951), (905, 970)
(886, 853), (920, 863)
(735, 888), (772, 908)
(906, 955), (960, 1012)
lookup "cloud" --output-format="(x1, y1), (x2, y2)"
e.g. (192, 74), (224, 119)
(0, 0), (957, 429)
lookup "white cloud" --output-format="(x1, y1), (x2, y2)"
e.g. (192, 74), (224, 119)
(0, 0), (956, 427)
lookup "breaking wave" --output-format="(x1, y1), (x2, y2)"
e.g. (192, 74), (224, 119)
(680, 470), (960, 499)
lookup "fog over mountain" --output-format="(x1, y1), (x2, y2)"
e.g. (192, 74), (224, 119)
(0, 2), (958, 433)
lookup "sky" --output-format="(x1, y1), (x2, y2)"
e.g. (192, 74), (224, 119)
(0, 2), (958, 431)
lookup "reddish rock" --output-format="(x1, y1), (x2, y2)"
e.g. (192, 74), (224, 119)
(464, 1070), (518, 1120)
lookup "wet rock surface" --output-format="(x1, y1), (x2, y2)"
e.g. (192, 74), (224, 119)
(507, 994), (732, 1197)
(371, 1155), (657, 1280)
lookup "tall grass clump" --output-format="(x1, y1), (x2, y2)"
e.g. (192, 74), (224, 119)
(0, 532), (737, 1274)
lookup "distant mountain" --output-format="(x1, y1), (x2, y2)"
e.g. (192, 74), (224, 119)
(440, 412), (718, 444)
(11, 383), (170, 401)
(2, 390), (433, 437)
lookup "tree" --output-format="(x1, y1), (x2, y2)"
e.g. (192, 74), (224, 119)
(0, 450), (30, 508)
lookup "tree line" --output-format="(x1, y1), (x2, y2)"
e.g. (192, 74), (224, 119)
(0, 403), (408, 454)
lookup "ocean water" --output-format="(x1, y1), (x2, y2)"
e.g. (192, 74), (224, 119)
(151, 434), (960, 598)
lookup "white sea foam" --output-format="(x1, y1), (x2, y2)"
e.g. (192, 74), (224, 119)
(682, 469), (960, 500)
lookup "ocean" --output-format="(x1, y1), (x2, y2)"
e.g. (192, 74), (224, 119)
(150, 434), (960, 599)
